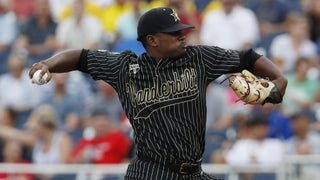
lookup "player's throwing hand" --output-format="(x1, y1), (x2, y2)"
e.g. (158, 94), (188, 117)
(29, 62), (52, 85)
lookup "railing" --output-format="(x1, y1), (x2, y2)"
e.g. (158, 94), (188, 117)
(1, 155), (320, 180)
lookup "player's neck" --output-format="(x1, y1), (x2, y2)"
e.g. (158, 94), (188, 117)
(146, 52), (163, 63)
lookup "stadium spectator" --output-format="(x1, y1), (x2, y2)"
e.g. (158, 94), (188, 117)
(113, 0), (146, 54)
(206, 84), (231, 131)
(0, 105), (73, 164)
(269, 13), (317, 73)
(201, 0), (222, 16)
(225, 115), (285, 165)
(89, 80), (124, 125)
(0, 104), (73, 179)
(0, 140), (34, 180)
(0, 106), (33, 162)
(71, 108), (131, 164)
(11, 0), (34, 24)
(209, 114), (285, 179)
(0, 106), (16, 127)
(48, 0), (73, 22)
(0, 53), (47, 129)
(58, 0), (104, 22)
(200, 0), (259, 50)
(209, 113), (254, 165)
(0, 0), (17, 75)
(13, 0), (58, 66)
(251, 104), (293, 140)
(245, 0), (291, 56)
(313, 89), (320, 131)
(56, 0), (103, 50)
(115, 0), (146, 41)
(307, 0), (320, 43)
(38, 73), (82, 127)
(285, 111), (320, 180)
(300, 0), (314, 11)
(281, 57), (319, 117)
(286, 111), (320, 155)
(0, 106), (17, 161)
(194, 0), (212, 12)
(281, 0), (304, 13)
(100, 0), (132, 48)
(203, 83), (235, 164)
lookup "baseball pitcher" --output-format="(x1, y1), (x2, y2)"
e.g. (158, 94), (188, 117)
(29, 7), (287, 180)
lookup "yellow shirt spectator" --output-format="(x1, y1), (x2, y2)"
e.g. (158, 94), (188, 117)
(101, 2), (131, 33)
(148, 0), (165, 8)
(147, 0), (198, 19)
(59, 2), (103, 22)
(202, 0), (222, 17)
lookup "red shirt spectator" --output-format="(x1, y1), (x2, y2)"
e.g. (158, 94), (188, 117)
(0, 160), (34, 180)
(72, 130), (131, 164)
(72, 109), (131, 164)
(0, 140), (34, 180)
(12, 0), (35, 23)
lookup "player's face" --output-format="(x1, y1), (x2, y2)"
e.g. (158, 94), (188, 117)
(154, 30), (187, 58)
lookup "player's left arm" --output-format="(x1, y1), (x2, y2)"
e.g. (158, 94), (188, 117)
(238, 49), (287, 97)
(251, 56), (288, 98)
(235, 49), (287, 104)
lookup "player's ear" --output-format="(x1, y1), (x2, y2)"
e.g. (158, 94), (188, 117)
(146, 34), (158, 47)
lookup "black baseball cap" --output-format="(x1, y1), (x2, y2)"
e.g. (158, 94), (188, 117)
(137, 7), (195, 41)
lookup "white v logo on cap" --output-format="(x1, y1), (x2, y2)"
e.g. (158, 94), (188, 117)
(170, 10), (180, 22)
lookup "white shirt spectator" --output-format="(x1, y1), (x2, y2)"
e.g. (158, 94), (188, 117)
(286, 132), (320, 155)
(200, 5), (259, 50)
(226, 138), (285, 165)
(56, 15), (103, 49)
(0, 69), (49, 111)
(270, 34), (317, 73)
(33, 131), (63, 164)
(49, 0), (73, 22)
(0, 11), (16, 46)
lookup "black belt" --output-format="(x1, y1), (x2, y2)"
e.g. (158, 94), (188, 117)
(138, 154), (201, 175)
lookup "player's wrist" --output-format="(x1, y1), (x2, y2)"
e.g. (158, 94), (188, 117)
(271, 76), (287, 97)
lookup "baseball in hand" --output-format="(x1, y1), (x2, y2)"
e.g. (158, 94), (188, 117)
(32, 70), (48, 85)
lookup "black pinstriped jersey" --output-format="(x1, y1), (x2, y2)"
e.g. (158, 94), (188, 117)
(78, 45), (260, 163)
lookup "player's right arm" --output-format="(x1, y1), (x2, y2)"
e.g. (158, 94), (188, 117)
(28, 49), (83, 83)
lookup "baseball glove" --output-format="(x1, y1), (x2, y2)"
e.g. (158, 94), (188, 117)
(222, 70), (283, 105)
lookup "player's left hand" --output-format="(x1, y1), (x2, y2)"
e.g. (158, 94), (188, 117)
(223, 70), (283, 105)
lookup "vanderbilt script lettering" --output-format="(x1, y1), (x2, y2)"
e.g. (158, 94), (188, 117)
(125, 68), (199, 119)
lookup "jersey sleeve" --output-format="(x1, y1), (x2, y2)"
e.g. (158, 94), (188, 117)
(77, 49), (132, 88)
(199, 45), (260, 82)
(238, 48), (262, 71)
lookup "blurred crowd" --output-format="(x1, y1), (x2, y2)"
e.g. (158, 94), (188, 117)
(0, 0), (320, 179)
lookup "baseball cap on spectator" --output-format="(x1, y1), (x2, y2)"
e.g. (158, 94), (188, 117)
(137, 7), (195, 41)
